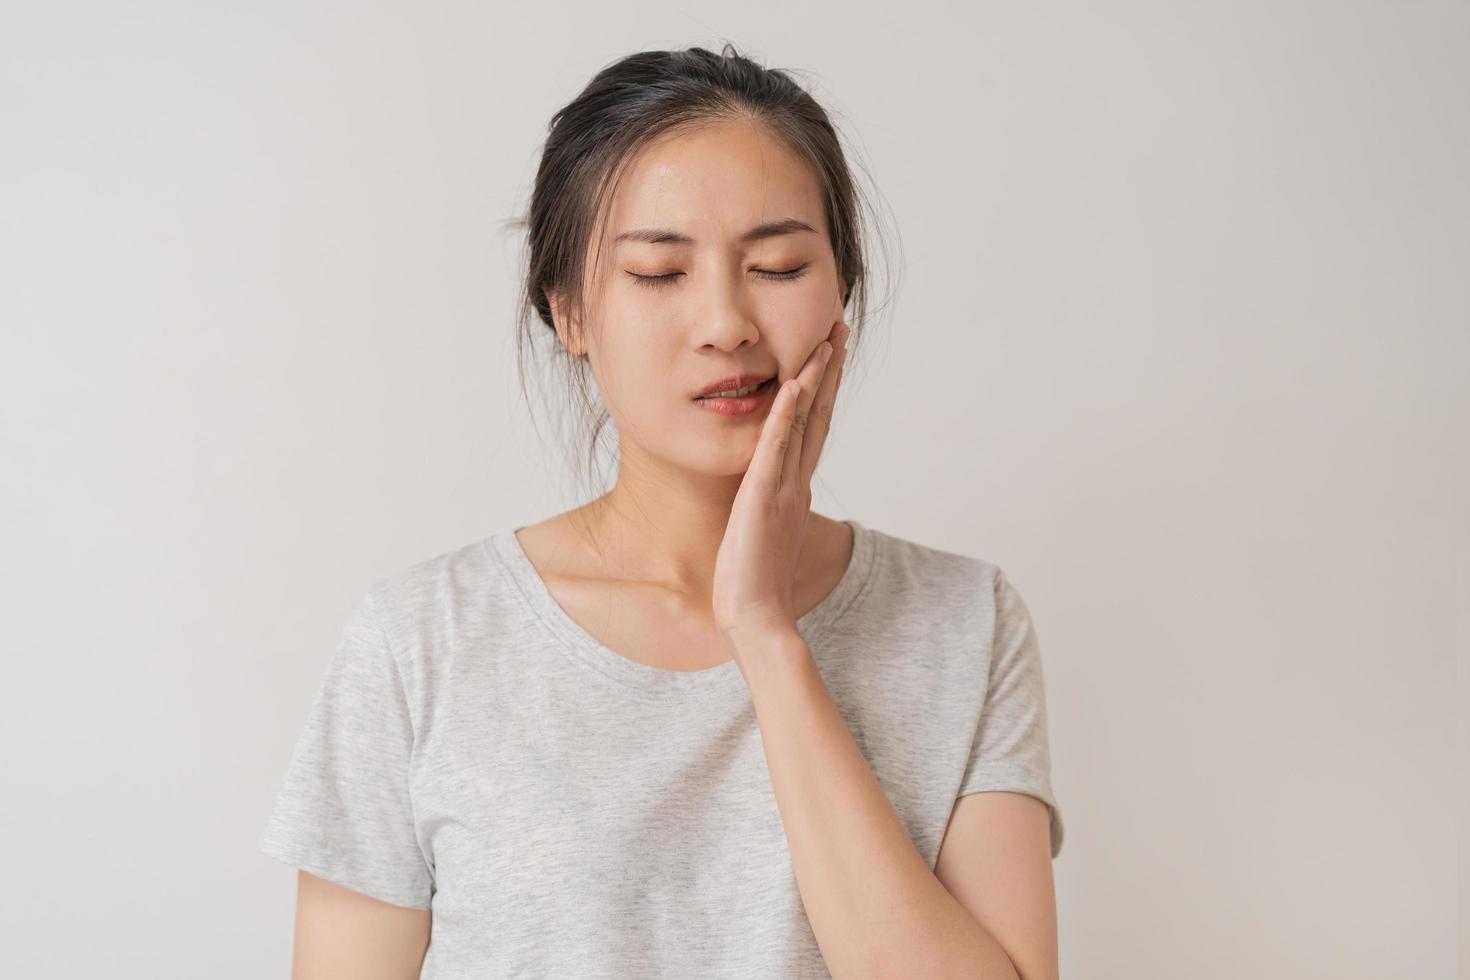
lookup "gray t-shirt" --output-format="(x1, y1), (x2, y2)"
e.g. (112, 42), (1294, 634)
(257, 518), (1063, 978)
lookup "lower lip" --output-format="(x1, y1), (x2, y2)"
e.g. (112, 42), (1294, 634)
(692, 378), (776, 416)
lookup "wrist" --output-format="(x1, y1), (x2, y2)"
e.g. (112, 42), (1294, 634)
(724, 627), (810, 682)
(721, 622), (804, 654)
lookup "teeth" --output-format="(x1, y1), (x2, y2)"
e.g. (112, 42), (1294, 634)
(704, 381), (764, 399)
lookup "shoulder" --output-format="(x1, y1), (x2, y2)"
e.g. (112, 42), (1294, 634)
(352, 530), (521, 649)
(860, 523), (1005, 618)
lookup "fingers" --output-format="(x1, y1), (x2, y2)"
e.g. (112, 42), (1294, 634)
(798, 321), (848, 484)
(750, 375), (803, 494)
(750, 320), (849, 497)
(782, 320), (846, 491)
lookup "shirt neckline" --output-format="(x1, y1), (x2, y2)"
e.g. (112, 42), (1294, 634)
(485, 518), (878, 700)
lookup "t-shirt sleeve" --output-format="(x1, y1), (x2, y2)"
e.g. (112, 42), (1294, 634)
(956, 567), (1066, 860)
(256, 589), (436, 909)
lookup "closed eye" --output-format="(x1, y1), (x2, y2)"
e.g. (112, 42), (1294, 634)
(626, 264), (810, 290)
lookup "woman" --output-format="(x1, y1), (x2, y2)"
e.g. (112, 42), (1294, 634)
(259, 43), (1064, 980)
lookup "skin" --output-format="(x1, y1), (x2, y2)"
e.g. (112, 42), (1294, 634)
(287, 115), (1057, 979)
(531, 113), (856, 659)
(288, 871), (431, 978)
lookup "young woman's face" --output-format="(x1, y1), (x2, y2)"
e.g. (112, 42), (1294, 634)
(560, 118), (847, 479)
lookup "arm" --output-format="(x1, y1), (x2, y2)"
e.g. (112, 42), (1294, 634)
(737, 632), (1052, 980)
(935, 792), (1060, 980)
(291, 870), (431, 979)
(258, 590), (438, 977)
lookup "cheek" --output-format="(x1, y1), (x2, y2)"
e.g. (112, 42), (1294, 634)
(773, 291), (839, 360)
(588, 320), (684, 412)
(770, 272), (839, 329)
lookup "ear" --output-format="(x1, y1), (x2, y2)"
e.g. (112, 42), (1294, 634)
(545, 288), (587, 358)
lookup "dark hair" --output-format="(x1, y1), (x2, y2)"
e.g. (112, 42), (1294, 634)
(505, 42), (899, 514)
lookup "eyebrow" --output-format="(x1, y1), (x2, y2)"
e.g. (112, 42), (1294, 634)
(612, 217), (818, 247)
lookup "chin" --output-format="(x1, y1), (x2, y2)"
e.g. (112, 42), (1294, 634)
(677, 438), (761, 478)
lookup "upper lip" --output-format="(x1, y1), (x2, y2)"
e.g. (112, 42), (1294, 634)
(692, 373), (775, 398)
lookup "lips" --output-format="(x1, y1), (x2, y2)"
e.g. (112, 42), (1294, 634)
(691, 373), (775, 399)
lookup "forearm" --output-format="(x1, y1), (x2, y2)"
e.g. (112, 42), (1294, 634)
(734, 631), (1021, 980)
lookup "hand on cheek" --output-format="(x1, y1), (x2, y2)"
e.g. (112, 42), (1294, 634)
(711, 318), (851, 660)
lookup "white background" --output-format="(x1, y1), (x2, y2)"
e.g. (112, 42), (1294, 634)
(2, 2), (1465, 977)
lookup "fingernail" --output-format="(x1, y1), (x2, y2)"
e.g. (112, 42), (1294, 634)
(821, 342), (833, 360)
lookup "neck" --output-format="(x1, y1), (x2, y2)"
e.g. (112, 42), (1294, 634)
(570, 443), (820, 596)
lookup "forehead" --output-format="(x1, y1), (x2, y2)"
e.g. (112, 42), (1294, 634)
(597, 118), (826, 247)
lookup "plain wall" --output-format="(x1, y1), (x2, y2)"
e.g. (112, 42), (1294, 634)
(1, 2), (1465, 977)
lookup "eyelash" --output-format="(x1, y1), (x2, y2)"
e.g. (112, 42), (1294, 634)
(626, 264), (810, 290)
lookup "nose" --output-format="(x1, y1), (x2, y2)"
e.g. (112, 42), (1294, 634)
(691, 278), (761, 351)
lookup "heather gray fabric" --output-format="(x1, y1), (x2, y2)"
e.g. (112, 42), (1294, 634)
(257, 518), (1064, 978)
